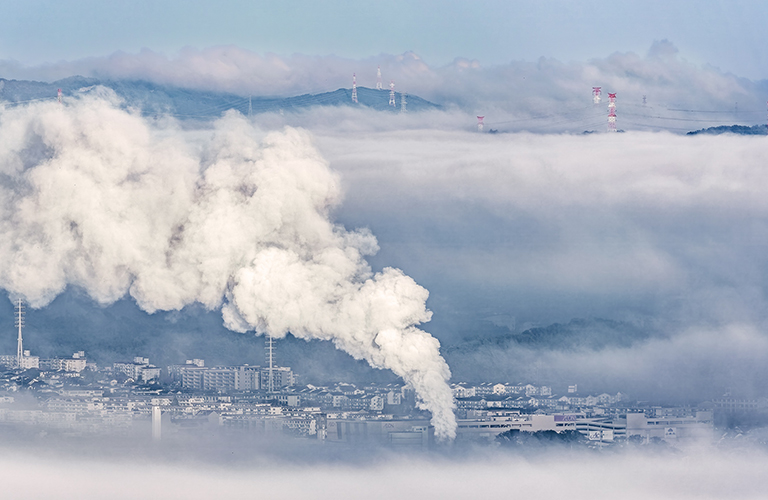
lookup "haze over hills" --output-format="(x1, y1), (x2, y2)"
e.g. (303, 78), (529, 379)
(0, 76), (440, 118)
(450, 317), (655, 353)
(4, 2), (768, 495)
(0, 291), (398, 386)
(2, 68), (768, 404)
(4, 72), (767, 134)
(687, 124), (768, 135)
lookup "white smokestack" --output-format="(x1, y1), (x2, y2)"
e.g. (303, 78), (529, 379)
(0, 91), (457, 440)
(152, 406), (161, 441)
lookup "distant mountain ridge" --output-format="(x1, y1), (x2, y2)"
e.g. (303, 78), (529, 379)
(687, 124), (768, 136)
(0, 76), (440, 118)
(448, 317), (655, 353)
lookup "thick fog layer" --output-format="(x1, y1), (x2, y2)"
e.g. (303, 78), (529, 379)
(3, 41), (766, 123)
(319, 129), (768, 326)
(312, 127), (768, 399)
(0, 93), (456, 439)
(2, 445), (767, 500)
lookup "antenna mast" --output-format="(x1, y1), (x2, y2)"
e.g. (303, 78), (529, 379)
(265, 336), (275, 393)
(351, 73), (358, 103)
(607, 93), (617, 132)
(57, 89), (62, 104)
(477, 116), (485, 132)
(389, 80), (396, 106)
(376, 66), (383, 90)
(15, 298), (24, 369)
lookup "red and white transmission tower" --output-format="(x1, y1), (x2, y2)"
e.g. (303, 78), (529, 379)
(57, 88), (62, 104)
(607, 93), (617, 132)
(376, 66), (383, 90)
(351, 73), (358, 103)
(477, 116), (485, 132)
(389, 80), (396, 106)
(592, 87), (601, 105)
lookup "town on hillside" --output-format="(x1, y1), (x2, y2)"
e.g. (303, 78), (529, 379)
(3, 329), (759, 450)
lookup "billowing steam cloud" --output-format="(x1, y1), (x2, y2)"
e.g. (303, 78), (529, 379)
(0, 91), (457, 439)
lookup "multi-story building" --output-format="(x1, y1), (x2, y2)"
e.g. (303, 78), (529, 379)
(451, 382), (476, 398)
(711, 397), (766, 413)
(113, 357), (160, 382)
(386, 390), (402, 405)
(325, 417), (433, 448)
(624, 411), (714, 443)
(205, 366), (260, 392)
(180, 366), (206, 390)
(0, 354), (13, 368)
(167, 359), (205, 382)
(40, 352), (87, 372)
(178, 365), (262, 392)
(492, 383), (512, 396)
(0, 350), (39, 369)
(260, 366), (295, 391)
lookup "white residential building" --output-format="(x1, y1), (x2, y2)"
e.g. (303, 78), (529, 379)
(179, 365), (262, 392)
(42, 352), (87, 372)
(113, 357), (160, 382)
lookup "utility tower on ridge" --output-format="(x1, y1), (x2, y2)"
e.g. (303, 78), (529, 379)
(389, 81), (396, 106)
(376, 66), (383, 90)
(352, 73), (358, 103)
(57, 89), (62, 104)
(607, 93), (617, 132)
(592, 87), (601, 105)
(15, 298), (24, 369)
(477, 116), (485, 132)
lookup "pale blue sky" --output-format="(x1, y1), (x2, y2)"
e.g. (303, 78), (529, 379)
(0, 0), (766, 79)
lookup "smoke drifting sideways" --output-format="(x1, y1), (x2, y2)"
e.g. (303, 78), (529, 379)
(0, 91), (457, 440)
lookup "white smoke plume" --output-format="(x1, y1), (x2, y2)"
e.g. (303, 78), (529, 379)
(0, 92), (457, 439)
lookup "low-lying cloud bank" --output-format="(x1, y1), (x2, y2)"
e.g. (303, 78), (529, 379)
(3, 82), (767, 403)
(3, 445), (767, 500)
(320, 129), (768, 327)
(314, 127), (768, 398)
(447, 323), (768, 400)
(2, 41), (766, 127)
